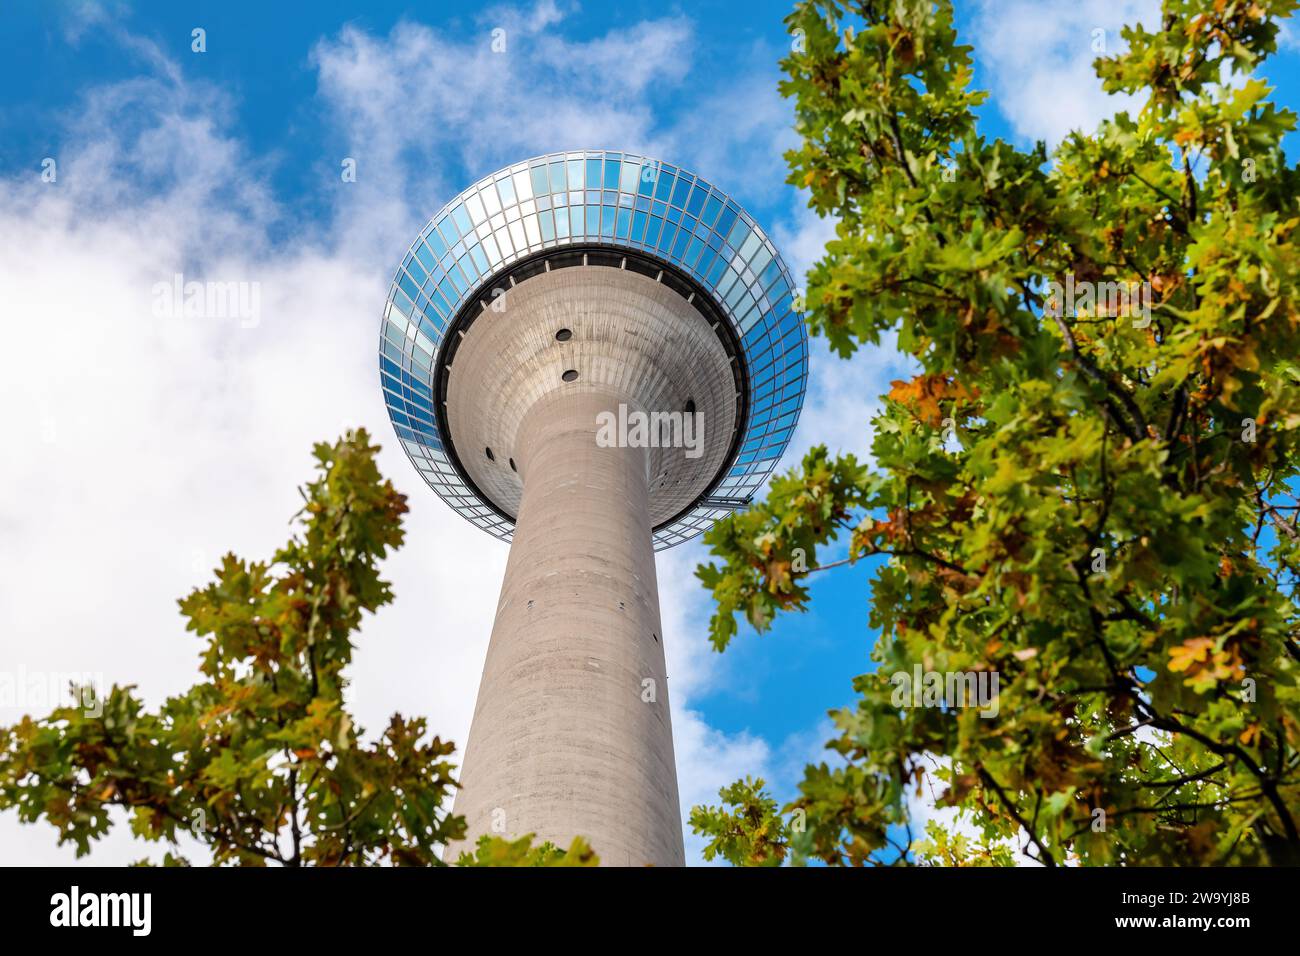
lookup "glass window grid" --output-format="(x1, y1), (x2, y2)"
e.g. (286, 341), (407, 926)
(379, 150), (809, 551)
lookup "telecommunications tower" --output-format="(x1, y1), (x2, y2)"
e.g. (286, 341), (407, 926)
(379, 150), (807, 865)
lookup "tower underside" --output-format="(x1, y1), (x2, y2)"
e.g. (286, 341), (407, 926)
(442, 266), (736, 866)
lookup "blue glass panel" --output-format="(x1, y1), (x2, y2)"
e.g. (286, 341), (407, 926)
(671, 229), (690, 259)
(531, 166), (550, 197)
(496, 175), (516, 205)
(446, 267), (466, 295)
(413, 243), (436, 272)
(743, 323), (769, 352)
(761, 257), (783, 290)
(716, 204), (738, 237)
(459, 253), (479, 283)
(657, 223), (675, 252)
(686, 185), (707, 217)
(701, 194), (723, 226)
(408, 376), (432, 399)
(451, 204), (472, 237)
(425, 229), (447, 259)
(469, 244), (489, 276)
(398, 272), (419, 302)
(637, 164), (658, 195)
(696, 248), (718, 276)
(670, 176), (691, 207)
(683, 236), (704, 267)
(727, 218), (751, 250)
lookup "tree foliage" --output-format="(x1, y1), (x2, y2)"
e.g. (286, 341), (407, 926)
(455, 834), (599, 867)
(0, 431), (575, 866)
(689, 777), (792, 866)
(693, 0), (1300, 866)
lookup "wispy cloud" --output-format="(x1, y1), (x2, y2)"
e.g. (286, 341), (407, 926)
(970, 0), (1160, 146)
(307, 11), (693, 260)
(0, 2), (823, 866)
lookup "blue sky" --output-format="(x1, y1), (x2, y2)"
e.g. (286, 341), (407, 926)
(1, 0), (1297, 864)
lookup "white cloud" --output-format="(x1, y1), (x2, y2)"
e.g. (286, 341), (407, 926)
(307, 12), (694, 262)
(970, 0), (1161, 146)
(903, 753), (1054, 866)
(0, 5), (836, 867)
(0, 58), (507, 863)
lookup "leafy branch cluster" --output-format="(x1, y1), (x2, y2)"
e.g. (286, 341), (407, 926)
(0, 431), (591, 867)
(694, 0), (1300, 866)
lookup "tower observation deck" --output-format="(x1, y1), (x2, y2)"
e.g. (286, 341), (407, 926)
(379, 150), (808, 865)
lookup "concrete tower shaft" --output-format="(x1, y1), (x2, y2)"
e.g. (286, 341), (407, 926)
(445, 389), (682, 866)
(442, 267), (734, 865)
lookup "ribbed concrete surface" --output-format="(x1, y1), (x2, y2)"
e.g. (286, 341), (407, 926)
(444, 388), (685, 866)
(445, 265), (737, 526)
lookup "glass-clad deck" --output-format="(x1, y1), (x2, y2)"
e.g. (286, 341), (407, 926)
(379, 149), (808, 550)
